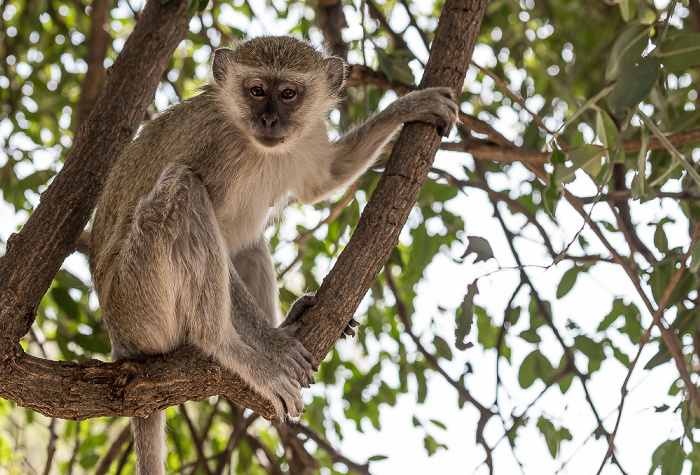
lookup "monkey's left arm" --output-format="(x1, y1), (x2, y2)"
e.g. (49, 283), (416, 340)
(309, 87), (459, 203)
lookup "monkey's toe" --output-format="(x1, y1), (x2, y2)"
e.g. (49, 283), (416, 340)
(339, 318), (359, 339)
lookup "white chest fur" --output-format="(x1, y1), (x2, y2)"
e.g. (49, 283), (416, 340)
(213, 132), (332, 254)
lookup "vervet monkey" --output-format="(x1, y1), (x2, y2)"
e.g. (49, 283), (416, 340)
(89, 36), (459, 474)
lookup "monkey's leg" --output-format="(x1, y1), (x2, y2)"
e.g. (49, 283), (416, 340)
(226, 248), (317, 387)
(110, 163), (308, 418)
(231, 237), (356, 361)
(230, 237), (279, 325)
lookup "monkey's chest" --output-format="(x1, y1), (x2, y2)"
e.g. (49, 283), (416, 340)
(213, 189), (283, 254)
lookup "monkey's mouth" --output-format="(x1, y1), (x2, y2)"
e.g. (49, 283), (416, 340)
(256, 135), (286, 147)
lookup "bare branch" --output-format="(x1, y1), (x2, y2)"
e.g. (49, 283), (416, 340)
(95, 424), (131, 475)
(179, 404), (213, 475)
(276, 422), (371, 475)
(75, 0), (111, 129)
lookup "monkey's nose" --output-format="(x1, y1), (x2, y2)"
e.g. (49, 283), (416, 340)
(261, 112), (278, 127)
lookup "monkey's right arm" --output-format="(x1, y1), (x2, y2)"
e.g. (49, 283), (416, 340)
(295, 87), (459, 204)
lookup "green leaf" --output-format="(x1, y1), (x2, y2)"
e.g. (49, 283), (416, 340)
(423, 435), (447, 456)
(606, 23), (652, 80)
(421, 180), (459, 203)
(651, 439), (685, 475)
(608, 55), (660, 116)
(574, 335), (606, 372)
(542, 181), (561, 220)
(659, 33), (700, 72)
(596, 109), (619, 149)
(461, 236), (494, 263)
(50, 287), (80, 320)
(605, 24), (652, 81)
(689, 241), (700, 273)
(618, 0), (637, 22)
(416, 370), (428, 404)
(376, 48), (416, 84)
(556, 145), (605, 184)
(368, 455), (388, 462)
(653, 222), (669, 254)
(518, 350), (554, 389)
(644, 344), (671, 370)
(429, 419), (447, 430)
(536, 417), (572, 458)
(432, 336), (453, 361)
(455, 283), (477, 350)
(556, 265), (580, 299)
(519, 328), (541, 344)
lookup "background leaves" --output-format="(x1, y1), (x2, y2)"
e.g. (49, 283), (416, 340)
(1, 0), (700, 473)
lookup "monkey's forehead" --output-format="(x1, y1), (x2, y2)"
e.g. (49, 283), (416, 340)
(231, 36), (325, 72)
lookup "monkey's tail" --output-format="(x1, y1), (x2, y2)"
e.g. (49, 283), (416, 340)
(131, 412), (167, 475)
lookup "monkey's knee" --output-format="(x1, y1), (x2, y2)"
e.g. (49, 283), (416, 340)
(134, 163), (207, 232)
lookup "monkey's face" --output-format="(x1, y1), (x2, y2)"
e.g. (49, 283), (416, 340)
(241, 77), (306, 148)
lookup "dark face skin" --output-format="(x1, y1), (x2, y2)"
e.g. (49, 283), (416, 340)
(243, 77), (305, 147)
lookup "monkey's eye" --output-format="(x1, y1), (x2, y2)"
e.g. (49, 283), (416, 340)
(280, 88), (296, 100)
(250, 86), (266, 97)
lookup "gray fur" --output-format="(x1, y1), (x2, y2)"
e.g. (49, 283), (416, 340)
(89, 36), (458, 475)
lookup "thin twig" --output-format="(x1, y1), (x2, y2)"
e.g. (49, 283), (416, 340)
(179, 404), (213, 475)
(276, 422), (371, 475)
(95, 424), (132, 475)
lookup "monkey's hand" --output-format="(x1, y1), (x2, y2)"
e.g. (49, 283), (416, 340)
(283, 293), (359, 339)
(391, 87), (460, 137)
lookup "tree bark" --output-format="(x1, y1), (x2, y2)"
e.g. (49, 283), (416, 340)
(0, 0), (488, 422)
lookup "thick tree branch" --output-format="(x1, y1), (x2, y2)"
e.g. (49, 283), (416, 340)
(315, 0), (348, 60)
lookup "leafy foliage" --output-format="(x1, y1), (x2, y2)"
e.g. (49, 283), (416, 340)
(1, 0), (700, 473)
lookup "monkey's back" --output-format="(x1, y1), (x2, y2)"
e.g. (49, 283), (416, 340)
(89, 90), (244, 295)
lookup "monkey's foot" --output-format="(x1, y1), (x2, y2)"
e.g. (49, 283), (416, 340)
(282, 293), (359, 339)
(338, 317), (359, 340)
(281, 293), (316, 327)
(252, 363), (305, 419)
(262, 327), (317, 388)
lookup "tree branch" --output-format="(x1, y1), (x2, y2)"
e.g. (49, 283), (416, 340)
(75, 0), (111, 129)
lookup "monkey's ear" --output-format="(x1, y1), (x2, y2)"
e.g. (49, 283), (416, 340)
(212, 48), (235, 85)
(324, 57), (346, 93)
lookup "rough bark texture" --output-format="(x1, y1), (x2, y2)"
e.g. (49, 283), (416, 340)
(0, 340), (273, 419)
(0, 0), (487, 422)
